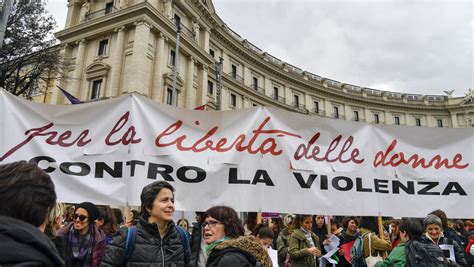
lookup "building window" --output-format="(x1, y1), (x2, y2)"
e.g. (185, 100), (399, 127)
(252, 77), (258, 90)
(415, 118), (421, 126)
(98, 39), (108, 56)
(293, 95), (299, 107)
(169, 50), (176, 66)
(374, 114), (380, 124)
(207, 81), (214, 95)
(231, 65), (237, 79)
(230, 93), (236, 107)
(394, 116), (400, 125)
(166, 88), (173, 105)
(273, 87), (279, 100)
(314, 101), (319, 113)
(353, 110), (359, 121)
(437, 119), (443, 127)
(333, 106), (339, 118)
(209, 49), (215, 58)
(174, 14), (181, 28)
(91, 79), (102, 100)
(105, 2), (114, 14)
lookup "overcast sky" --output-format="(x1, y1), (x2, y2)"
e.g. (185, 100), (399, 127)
(46, 0), (473, 96)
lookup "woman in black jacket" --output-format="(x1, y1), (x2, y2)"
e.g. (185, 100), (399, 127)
(100, 181), (191, 266)
(204, 206), (272, 267)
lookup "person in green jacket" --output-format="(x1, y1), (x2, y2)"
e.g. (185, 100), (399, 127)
(289, 214), (321, 267)
(375, 219), (423, 267)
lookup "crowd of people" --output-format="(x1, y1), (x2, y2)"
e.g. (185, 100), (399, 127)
(1, 160), (473, 267)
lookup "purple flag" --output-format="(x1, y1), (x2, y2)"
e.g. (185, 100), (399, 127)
(58, 87), (81, 104)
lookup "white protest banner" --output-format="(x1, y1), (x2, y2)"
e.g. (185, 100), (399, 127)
(1, 90), (473, 217)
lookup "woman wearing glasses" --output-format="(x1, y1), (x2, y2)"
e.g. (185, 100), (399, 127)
(204, 206), (272, 267)
(56, 202), (107, 267)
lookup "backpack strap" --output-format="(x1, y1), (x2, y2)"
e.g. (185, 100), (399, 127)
(176, 225), (190, 256)
(123, 226), (137, 266)
(368, 233), (372, 256)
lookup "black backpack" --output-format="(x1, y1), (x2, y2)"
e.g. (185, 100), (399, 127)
(405, 238), (449, 267)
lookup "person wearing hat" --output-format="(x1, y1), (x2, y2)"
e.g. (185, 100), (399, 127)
(422, 214), (467, 266)
(57, 202), (107, 267)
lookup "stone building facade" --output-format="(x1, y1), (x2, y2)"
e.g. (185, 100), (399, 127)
(47, 0), (473, 128)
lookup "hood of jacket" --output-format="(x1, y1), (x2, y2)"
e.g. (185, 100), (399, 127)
(0, 216), (64, 266)
(212, 235), (272, 267)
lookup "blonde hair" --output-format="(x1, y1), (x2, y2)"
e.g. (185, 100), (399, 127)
(47, 202), (64, 229)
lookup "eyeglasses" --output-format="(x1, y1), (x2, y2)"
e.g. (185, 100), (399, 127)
(202, 220), (223, 228)
(72, 214), (88, 222)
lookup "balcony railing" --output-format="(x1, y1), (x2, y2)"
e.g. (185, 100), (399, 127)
(311, 108), (326, 115)
(292, 102), (306, 111)
(251, 84), (265, 95)
(272, 94), (285, 103)
(85, 6), (117, 21)
(229, 72), (244, 83)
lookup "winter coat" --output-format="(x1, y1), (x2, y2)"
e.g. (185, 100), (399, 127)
(374, 243), (406, 267)
(337, 230), (359, 267)
(190, 222), (206, 267)
(313, 224), (328, 254)
(206, 236), (272, 267)
(422, 234), (467, 266)
(57, 221), (107, 267)
(444, 227), (463, 248)
(359, 228), (392, 258)
(289, 228), (321, 267)
(0, 216), (65, 266)
(100, 217), (191, 266)
(276, 227), (291, 266)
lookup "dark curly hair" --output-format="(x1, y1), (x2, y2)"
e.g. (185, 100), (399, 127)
(204, 206), (244, 238)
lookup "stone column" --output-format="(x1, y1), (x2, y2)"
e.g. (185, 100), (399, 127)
(344, 104), (351, 121)
(151, 32), (166, 102)
(198, 65), (208, 106)
(72, 39), (87, 101)
(184, 56), (195, 109)
(284, 85), (292, 106)
(450, 113), (459, 128)
(203, 27), (210, 52)
(107, 26), (126, 98)
(426, 114), (434, 127)
(324, 99), (332, 118)
(384, 111), (390, 124)
(364, 108), (372, 123)
(65, 2), (75, 28)
(127, 20), (151, 95)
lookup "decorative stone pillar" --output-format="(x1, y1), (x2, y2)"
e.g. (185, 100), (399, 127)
(426, 114), (434, 127)
(203, 27), (210, 52)
(127, 20), (151, 95)
(364, 108), (372, 123)
(198, 65), (208, 106)
(163, 0), (173, 19)
(450, 113), (459, 128)
(325, 99), (332, 118)
(151, 32), (166, 102)
(107, 26), (126, 98)
(384, 111), (390, 124)
(72, 39), (87, 101)
(184, 56), (195, 109)
(344, 104), (351, 121)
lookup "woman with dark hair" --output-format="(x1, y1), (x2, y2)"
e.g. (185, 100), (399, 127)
(57, 202), (107, 267)
(289, 214), (321, 267)
(95, 206), (118, 243)
(374, 219), (422, 267)
(276, 214), (296, 267)
(204, 206), (272, 267)
(270, 216), (284, 249)
(100, 181), (190, 266)
(312, 215), (328, 253)
(337, 216), (359, 267)
(358, 216), (391, 260)
(244, 212), (258, 236)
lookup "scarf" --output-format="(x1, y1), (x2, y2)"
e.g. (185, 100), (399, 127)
(66, 224), (95, 267)
(425, 232), (444, 245)
(301, 227), (316, 248)
(206, 236), (230, 254)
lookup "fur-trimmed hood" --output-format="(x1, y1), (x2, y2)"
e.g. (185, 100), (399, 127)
(212, 235), (273, 267)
